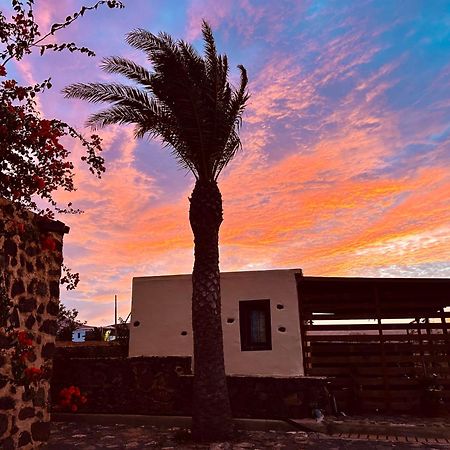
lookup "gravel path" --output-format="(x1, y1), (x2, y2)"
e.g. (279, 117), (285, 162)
(44, 421), (450, 449)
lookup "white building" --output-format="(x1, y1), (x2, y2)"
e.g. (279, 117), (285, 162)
(129, 269), (304, 377)
(72, 326), (97, 343)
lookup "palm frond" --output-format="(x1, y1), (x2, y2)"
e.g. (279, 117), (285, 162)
(87, 104), (163, 136)
(218, 54), (229, 95)
(229, 65), (250, 128)
(178, 41), (206, 83)
(213, 129), (241, 179)
(63, 83), (153, 109)
(64, 20), (249, 181)
(126, 28), (181, 71)
(100, 57), (154, 89)
(201, 20), (218, 80)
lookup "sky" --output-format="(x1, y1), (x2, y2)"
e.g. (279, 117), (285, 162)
(3, 0), (450, 325)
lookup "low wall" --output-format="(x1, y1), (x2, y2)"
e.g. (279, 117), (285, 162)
(51, 356), (331, 418)
(54, 343), (128, 359)
(51, 357), (193, 415)
(228, 375), (331, 418)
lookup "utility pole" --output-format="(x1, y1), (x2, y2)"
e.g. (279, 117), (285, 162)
(114, 294), (118, 340)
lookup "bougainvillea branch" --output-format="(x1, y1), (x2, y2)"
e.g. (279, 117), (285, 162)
(1, 3), (124, 406)
(0, 0), (124, 216)
(60, 264), (80, 291)
(1, 0), (124, 64)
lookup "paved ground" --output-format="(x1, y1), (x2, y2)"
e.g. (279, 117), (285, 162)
(44, 421), (450, 449)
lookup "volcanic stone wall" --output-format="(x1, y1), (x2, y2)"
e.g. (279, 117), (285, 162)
(51, 356), (193, 415)
(0, 198), (68, 449)
(51, 355), (332, 418)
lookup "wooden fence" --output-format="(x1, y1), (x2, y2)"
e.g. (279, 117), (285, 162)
(297, 276), (450, 414)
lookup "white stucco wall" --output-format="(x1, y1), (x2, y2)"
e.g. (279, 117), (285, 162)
(129, 269), (304, 376)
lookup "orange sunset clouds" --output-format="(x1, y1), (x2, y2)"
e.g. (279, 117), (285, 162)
(6, 0), (449, 324)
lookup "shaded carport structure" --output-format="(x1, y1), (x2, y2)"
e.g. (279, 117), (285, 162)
(297, 275), (450, 413)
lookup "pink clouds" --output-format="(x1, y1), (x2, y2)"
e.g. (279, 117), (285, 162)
(185, 0), (309, 42)
(12, 0), (447, 325)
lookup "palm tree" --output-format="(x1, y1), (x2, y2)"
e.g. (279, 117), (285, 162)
(63, 21), (248, 441)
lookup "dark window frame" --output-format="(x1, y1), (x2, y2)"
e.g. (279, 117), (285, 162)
(239, 299), (272, 351)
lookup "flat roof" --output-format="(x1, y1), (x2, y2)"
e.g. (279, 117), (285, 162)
(133, 268), (302, 282)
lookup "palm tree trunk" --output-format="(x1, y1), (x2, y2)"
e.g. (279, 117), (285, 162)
(189, 179), (233, 441)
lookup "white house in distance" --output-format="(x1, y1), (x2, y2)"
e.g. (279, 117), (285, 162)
(72, 326), (97, 343)
(129, 269), (304, 377)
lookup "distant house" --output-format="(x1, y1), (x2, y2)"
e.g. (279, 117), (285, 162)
(102, 323), (130, 341)
(72, 326), (98, 343)
(71, 323), (130, 343)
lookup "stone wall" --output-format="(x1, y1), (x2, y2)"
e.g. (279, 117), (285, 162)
(0, 198), (68, 449)
(51, 355), (332, 418)
(51, 356), (193, 415)
(54, 343), (128, 359)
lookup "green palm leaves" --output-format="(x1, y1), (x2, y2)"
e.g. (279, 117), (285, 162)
(63, 20), (249, 181)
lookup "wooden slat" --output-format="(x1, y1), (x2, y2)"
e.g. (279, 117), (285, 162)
(302, 311), (450, 320)
(302, 293), (449, 303)
(360, 389), (419, 400)
(356, 365), (450, 377)
(303, 304), (449, 316)
(302, 310), (450, 322)
(305, 354), (450, 365)
(302, 299), (449, 309)
(306, 350), (450, 356)
(299, 278), (450, 414)
(304, 323), (450, 331)
(304, 344), (450, 354)
(305, 367), (352, 376)
(360, 400), (421, 411)
(344, 377), (419, 387)
(306, 366), (450, 376)
(304, 333), (450, 342)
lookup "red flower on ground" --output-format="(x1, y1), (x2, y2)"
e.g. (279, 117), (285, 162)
(0, 66), (6, 76)
(58, 386), (86, 412)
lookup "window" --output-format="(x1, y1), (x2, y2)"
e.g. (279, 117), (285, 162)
(239, 299), (272, 351)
